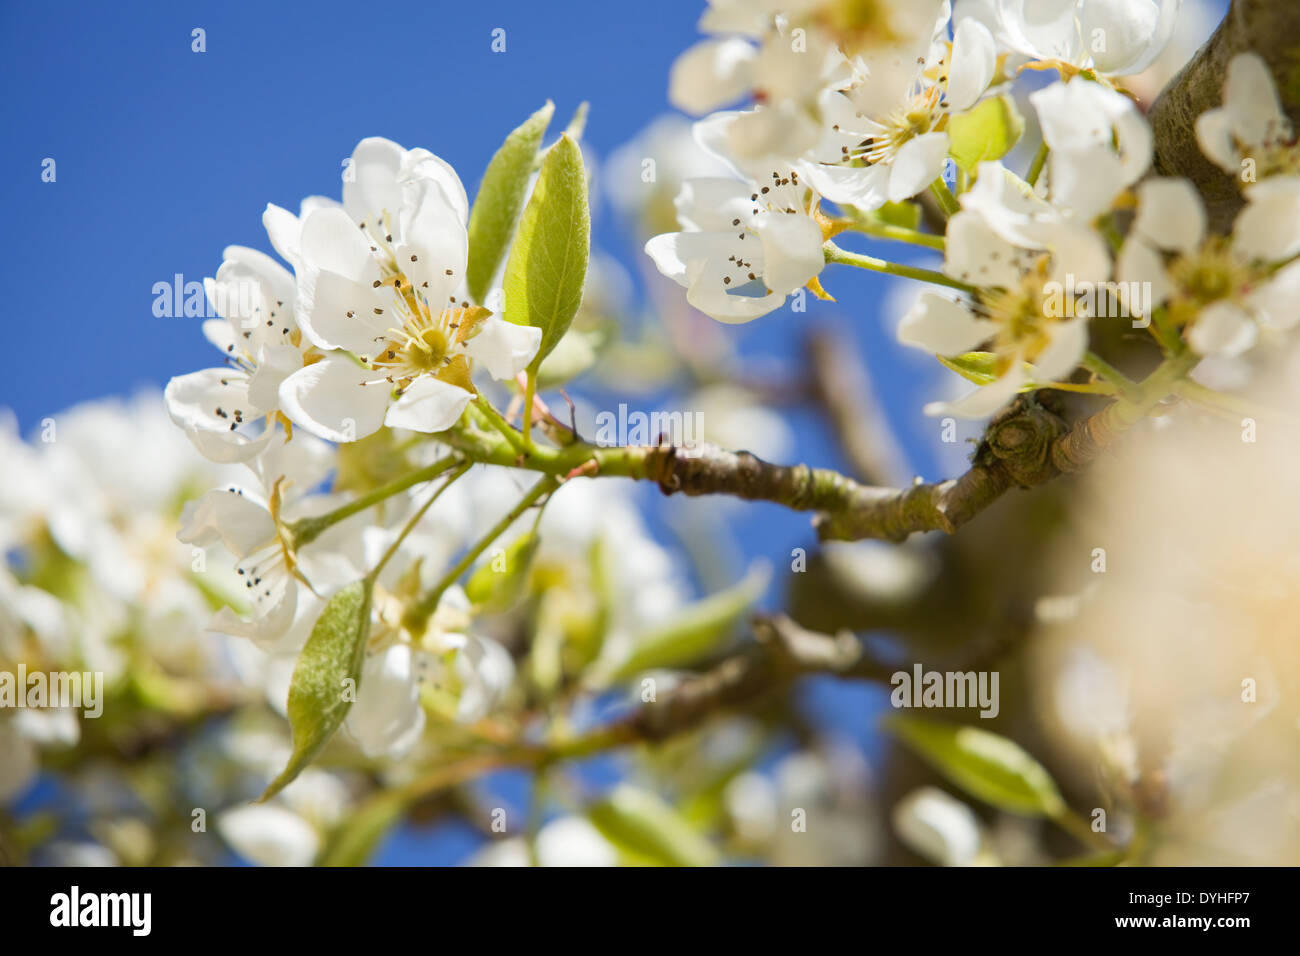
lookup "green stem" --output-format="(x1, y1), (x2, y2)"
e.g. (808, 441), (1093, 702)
(289, 454), (461, 548)
(1027, 141), (1049, 187)
(1082, 351), (1139, 398)
(846, 215), (946, 250)
(1174, 380), (1281, 422)
(823, 241), (974, 294)
(521, 370), (538, 451)
(367, 462), (471, 581)
(929, 178), (961, 218)
(474, 396), (529, 456)
(405, 474), (558, 631)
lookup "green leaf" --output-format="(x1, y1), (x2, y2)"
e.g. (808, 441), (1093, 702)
(503, 133), (590, 371)
(872, 200), (922, 231)
(936, 351), (999, 385)
(602, 563), (769, 684)
(261, 580), (372, 801)
(465, 101), (555, 304)
(885, 716), (1066, 818)
(587, 785), (720, 866)
(464, 530), (539, 611)
(947, 95), (1025, 174)
(318, 790), (406, 867)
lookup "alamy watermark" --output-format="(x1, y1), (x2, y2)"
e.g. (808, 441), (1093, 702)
(1, 666), (103, 718)
(890, 664), (1000, 719)
(1044, 274), (1153, 329)
(593, 403), (704, 447)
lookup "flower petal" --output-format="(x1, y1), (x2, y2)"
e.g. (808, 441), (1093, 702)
(1188, 300), (1258, 357)
(897, 292), (997, 356)
(278, 354), (390, 443)
(1134, 178), (1206, 253)
(888, 132), (950, 203)
(346, 644), (426, 759)
(668, 38), (756, 116)
(464, 314), (541, 380)
(383, 375), (472, 433)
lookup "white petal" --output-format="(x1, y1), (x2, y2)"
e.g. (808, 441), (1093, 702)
(395, 178), (468, 308)
(399, 148), (470, 224)
(1134, 178), (1206, 253)
(164, 369), (272, 463)
(1223, 52), (1290, 152)
(218, 805), (319, 868)
(944, 211), (1025, 287)
(754, 211), (824, 295)
(800, 162), (891, 211)
(925, 364), (1028, 419)
(1247, 259), (1300, 330)
(383, 375), (472, 433)
(1116, 235), (1172, 314)
(1194, 108), (1239, 174)
(247, 345), (302, 412)
(464, 314), (541, 380)
(342, 137), (406, 225)
(1031, 317), (1089, 382)
(1080, 0), (1178, 75)
(893, 786), (982, 867)
(999, 0), (1081, 63)
(888, 132), (950, 203)
(947, 19), (997, 113)
(1232, 175), (1300, 263)
(211, 581), (298, 645)
(177, 488), (275, 557)
(453, 636), (515, 724)
(897, 292), (997, 355)
(669, 38), (756, 116)
(263, 203), (303, 270)
(1188, 301), (1258, 357)
(278, 355), (389, 443)
(346, 644), (426, 759)
(298, 206), (380, 282)
(297, 269), (389, 354)
(674, 178), (755, 232)
(1047, 146), (1126, 223)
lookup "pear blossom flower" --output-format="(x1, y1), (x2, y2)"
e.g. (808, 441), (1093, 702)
(276, 138), (541, 443)
(165, 245), (309, 462)
(1195, 52), (1300, 183)
(1117, 176), (1300, 357)
(644, 156), (827, 322)
(799, 16), (998, 209)
(995, 0), (1181, 78)
(349, 585), (515, 757)
(898, 163), (1105, 417)
(177, 434), (351, 644)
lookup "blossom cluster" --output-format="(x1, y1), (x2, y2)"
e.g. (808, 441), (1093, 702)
(648, 0), (1300, 416)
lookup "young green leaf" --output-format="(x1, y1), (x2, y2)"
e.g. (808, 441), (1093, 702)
(503, 133), (590, 371)
(465, 101), (555, 304)
(601, 562), (769, 684)
(884, 715), (1066, 818)
(587, 784), (720, 866)
(937, 351), (999, 385)
(464, 530), (539, 611)
(260, 580), (372, 801)
(947, 95), (1025, 174)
